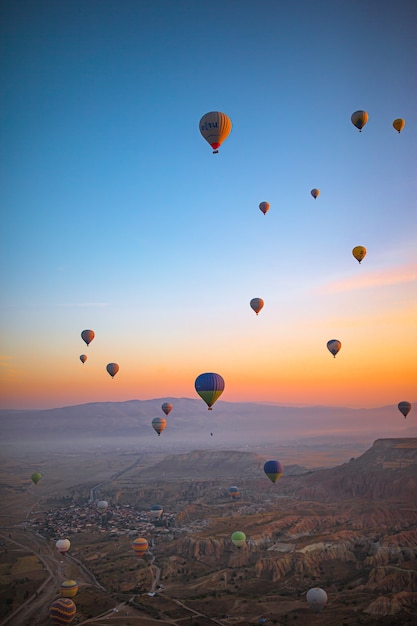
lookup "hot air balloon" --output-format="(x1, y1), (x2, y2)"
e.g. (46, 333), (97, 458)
(161, 402), (172, 416)
(310, 188), (320, 199)
(31, 472), (42, 485)
(306, 587), (328, 613)
(49, 598), (76, 625)
(393, 118), (405, 133)
(150, 504), (164, 519)
(79, 354), (87, 364)
(106, 362), (119, 378)
(199, 111), (232, 153)
(195, 372), (225, 410)
(97, 500), (108, 513)
(56, 539), (71, 555)
(229, 486), (240, 500)
(327, 339), (342, 358)
(398, 401), (412, 418)
(250, 298), (264, 316)
(352, 246), (366, 264)
(263, 460), (283, 483)
(81, 329), (95, 346)
(231, 531), (246, 548)
(259, 202), (270, 215)
(351, 110), (368, 132)
(132, 537), (148, 558)
(60, 580), (78, 598)
(152, 417), (167, 436)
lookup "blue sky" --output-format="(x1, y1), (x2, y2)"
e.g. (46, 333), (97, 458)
(1, 0), (416, 410)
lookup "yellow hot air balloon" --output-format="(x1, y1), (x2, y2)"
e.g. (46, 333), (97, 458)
(352, 246), (366, 264)
(199, 111), (232, 153)
(310, 188), (320, 199)
(132, 537), (148, 558)
(393, 118), (405, 133)
(49, 598), (76, 625)
(106, 363), (119, 378)
(250, 298), (264, 315)
(351, 110), (369, 132)
(60, 580), (78, 598)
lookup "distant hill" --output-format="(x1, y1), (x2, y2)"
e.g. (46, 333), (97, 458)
(0, 398), (415, 448)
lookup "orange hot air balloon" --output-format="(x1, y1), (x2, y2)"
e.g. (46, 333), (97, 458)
(310, 188), (320, 199)
(161, 402), (173, 416)
(152, 417), (167, 435)
(106, 362), (119, 378)
(392, 118), (405, 133)
(81, 329), (95, 346)
(352, 246), (366, 264)
(132, 537), (148, 558)
(79, 354), (87, 364)
(259, 202), (270, 215)
(199, 111), (232, 153)
(351, 110), (369, 132)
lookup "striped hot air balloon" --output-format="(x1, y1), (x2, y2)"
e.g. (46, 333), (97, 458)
(49, 598), (76, 625)
(60, 580), (78, 598)
(132, 537), (148, 558)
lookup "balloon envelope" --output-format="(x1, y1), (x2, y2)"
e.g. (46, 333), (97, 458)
(106, 362), (119, 378)
(306, 587), (328, 613)
(231, 531), (246, 548)
(393, 118), (405, 133)
(327, 339), (341, 357)
(60, 580), (78, 598)
(97, 500), (108, 512)
(351, 110), (368, 131)
(150, 504), (164, 518)
(152, 417), (167, 435)
(79, 354), (87, 364)
(352, 246), (366, 263)
(310, 188), (320, 199)
(195, 372), (225, 410)
(132, 537), (149, 557)
(229, 486), (240, 499)
(199, 111), (232, 152)
(31, 472), (42, 485)
(250, 298), (264, 315)
(49, 598), (76, 625)
(56, 539), (71, 555)
(81, 329), (95, 346)
(161, 402), (173, 416)
(398, 401), (412, 418)
(259, 201), (270, 215)
(263, 460), (283, 483)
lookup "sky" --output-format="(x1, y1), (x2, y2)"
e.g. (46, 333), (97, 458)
(1, 0), (416, 411)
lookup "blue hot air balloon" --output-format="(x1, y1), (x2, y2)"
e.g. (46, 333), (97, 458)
(263, 460), (283, 483)
(194, 372), (225, 410)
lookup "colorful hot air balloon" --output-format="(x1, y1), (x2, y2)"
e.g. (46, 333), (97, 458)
(351, 110), (368, 132)
(132, 537), (148, 558)
(398, 401), (412, 418)
(310, 188), (320, 199)
(352, 246), (366, 264)
(231, 531), (246, 548)
(49, 598), (76, 625)
(81, 329), (95, 346)
(229, 486), (240, 500)
(152, 417), (167, 435)
(161, 402), (173, 416)
(250, 298), (264, 316)
(31, 472), (42, 485)
(97, 500), (108, 513)
(327, 339), (342, 358)
(195, 372), (225, 410)
(199, 111), (232, 153)
(60, 580), (78, 598)
(79, 354), (87, 364)
(393, 118), (405, 133)
(263, 460), (283, 483)
(306, 587), (328, 613)
(259, 202), (270, 215)
(106, 362), (119, 378)
(56, 539), (71, 555)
